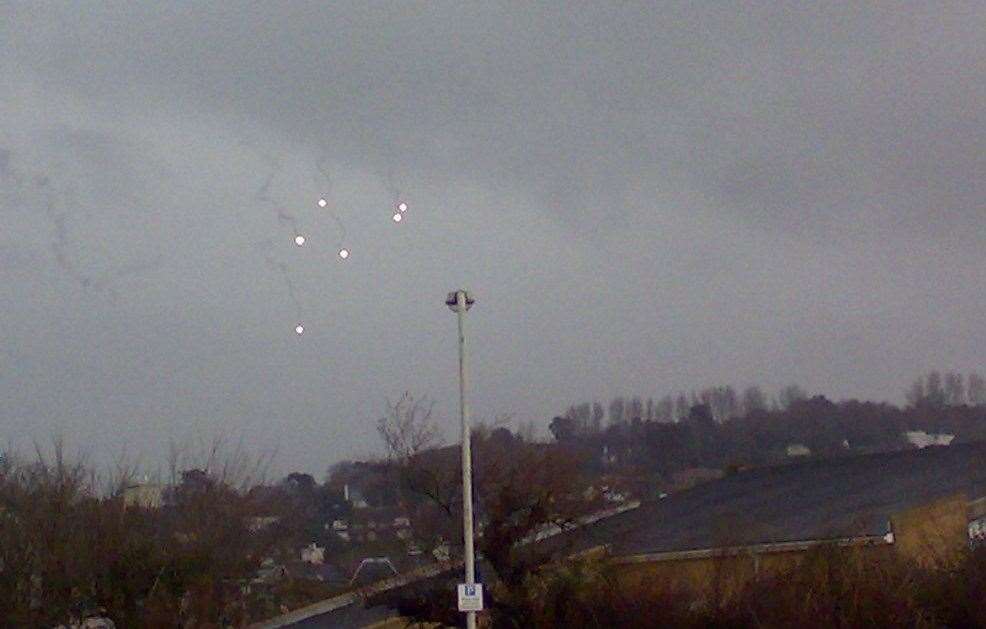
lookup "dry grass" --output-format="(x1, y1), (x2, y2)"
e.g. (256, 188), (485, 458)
(504, 545), (986, 628)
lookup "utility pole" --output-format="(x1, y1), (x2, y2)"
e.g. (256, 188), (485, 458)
(446, 289), (477, 629)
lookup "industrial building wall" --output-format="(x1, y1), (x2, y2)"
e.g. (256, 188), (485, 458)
(611, 494), (975, 601)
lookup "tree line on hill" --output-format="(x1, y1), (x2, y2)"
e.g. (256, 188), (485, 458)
(552, 383), (807, 437)
(555, 371), (986, 440)
(906, 371), (986, 408)
(547, 371), (986, 489)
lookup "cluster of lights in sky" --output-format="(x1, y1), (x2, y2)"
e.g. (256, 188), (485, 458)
(393, 201), (408, 223)
(287, 191), (407, 335)
(11, 149), (407, 337)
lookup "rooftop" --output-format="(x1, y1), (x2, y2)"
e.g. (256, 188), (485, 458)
(572, 441), (986, 556)
(261, 442), (986, 627)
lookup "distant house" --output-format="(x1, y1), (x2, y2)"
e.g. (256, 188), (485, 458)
(345, 484), (370, 509)
(432, 542), (450, 562)
(247, 515), (280, 533)
(786, 444), (812, 457)
(600, 445), (617, 467)
(53, 607), (117, 629)
(905, 431), (955, 449)
(301, 542), (325, 565)
(344, 507), (415, 544)
(253, 558), (288, 584)
(392, 515), (413, 540)
(54, 613), (117, 629)
(122, 482), (164, 509)
(969, 497), (986, 548)
(969, 518), (986, 547)
(603, 489), (628, 503)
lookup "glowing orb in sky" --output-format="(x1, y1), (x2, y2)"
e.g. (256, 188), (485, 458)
(295, 325), (304, 335)
(294, 235), (306, 246)
(338, 248), (350, 259)
(392, 213), (402, 222)
(317, 198), (327, 208)
(397, 202), (408, 212)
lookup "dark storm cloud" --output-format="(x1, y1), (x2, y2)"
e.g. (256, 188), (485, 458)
(1, 3), (984, 472)
(5, 3), (983, 235)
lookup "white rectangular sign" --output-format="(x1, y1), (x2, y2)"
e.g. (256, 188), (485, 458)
(457, 583), (484, 612)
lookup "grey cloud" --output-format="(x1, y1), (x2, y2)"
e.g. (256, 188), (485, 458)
(1, 3), (984, 473)
(8, 3), (981, 237)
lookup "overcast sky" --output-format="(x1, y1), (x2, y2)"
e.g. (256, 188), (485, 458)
(1, 3), (984, 475)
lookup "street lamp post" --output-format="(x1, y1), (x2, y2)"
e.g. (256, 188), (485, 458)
(446, 289), (477, 629)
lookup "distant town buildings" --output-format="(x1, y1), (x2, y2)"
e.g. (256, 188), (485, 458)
(301, 543), (325, 565)
(905, 431), (955, 449)
(247, 515), (280, 533)
(786, 444), (812, 457)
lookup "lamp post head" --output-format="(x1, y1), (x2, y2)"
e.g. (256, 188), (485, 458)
(446, 290), (475, 312)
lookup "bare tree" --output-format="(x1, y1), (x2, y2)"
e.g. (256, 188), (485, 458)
(674, 393), (689, 422)
(608, 397), (626, 426)
(655, 395), (674, 423)
(906, 377), (926, 408)
(377, 392), (443, 463)
(779, 384), (807, 410)
(518, 420), (539, 443)
(591, 402), (604, 433)
(969, 373), (986, 406)
(373, 419), (588, 628)
(945, 372), (965, 406)
(742, 385), (767, 415)
(166, 432), (276, 493)
(926, 371), (946, 407)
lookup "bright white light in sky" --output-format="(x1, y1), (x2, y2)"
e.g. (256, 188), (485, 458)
(338, 248), (350, 259)
(397, 202), (407, 213)
(294, 235), (306, 246)
(392, 213), (402, 222)
(317, 198), (327, 208)
(295, 324), (304, 335)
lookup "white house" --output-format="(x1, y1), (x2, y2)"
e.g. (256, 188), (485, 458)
(432, 542), (451, 562)
(247, 516), (281, 533)
(969, 517), (986, 547)
(786, 444), (811, 457)
(122, 483), (164, 509)
(301, 542), (325, 565)
(905, 431), (955, 449)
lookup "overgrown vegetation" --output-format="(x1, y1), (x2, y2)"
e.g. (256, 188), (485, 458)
(0, 441), (336, 627)
(387, 544), (986, 628)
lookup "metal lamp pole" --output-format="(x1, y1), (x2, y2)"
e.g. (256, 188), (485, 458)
(446, 290), (477, 629)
